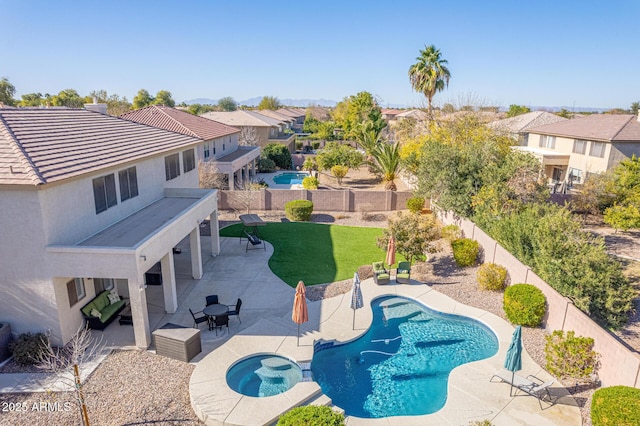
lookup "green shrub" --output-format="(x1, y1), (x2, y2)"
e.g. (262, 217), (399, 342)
(263, 143), (292, 169)
(545, 330), (598, 382)
(302, 157), (317, 171)
(9, 332), (49, 366)
(312, 141), (320, 150)
(451, 238), (479, 267)
(277, 405), (345, 426)
(503, 284), (546, 327)
(331, 165), (349, 185)
(296, 141), (303, 150)
(477, 263), (507, 291)
(258, 157), (276, 173)
(591, 386), (640, 426)
(285, 200), (314, 221)
(441, 224), (462, 242)
(302, 176), (319, 190)
(406, 196), (425, 213)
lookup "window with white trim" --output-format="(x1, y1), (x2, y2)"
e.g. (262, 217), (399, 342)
(67, 278), (86, 307)
(538, 135), (556, 149)
(165, 153), (181, 180)
(204, 143), (210, 159)
(572, 139), (587, 155)
(183, 149), (195, 173)
(568, 168), (583, 185)
(93, 174), (117, 214)
(118, 166), (138, 202)
(589, 141), (606, 158)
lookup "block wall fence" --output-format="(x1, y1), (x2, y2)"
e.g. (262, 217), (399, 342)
(437, 210), (640, 388)
(219, 189), (418, 212)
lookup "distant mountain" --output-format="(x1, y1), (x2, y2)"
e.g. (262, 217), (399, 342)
(183, 97), (338, 107)
(529, 105), (611, 113)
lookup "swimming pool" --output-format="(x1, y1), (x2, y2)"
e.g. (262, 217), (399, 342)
(311, 296), (498, 418)
(226, 354), (302, 397)
(272, 172), (309, 185)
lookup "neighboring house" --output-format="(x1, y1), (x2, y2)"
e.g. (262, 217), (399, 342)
(516, 113), (640, 189)
(256, 109), (296, 130)
(120, 105), (260, 190)
(489, 111), (567, 146)
(200, 110), (296, 153)
(0, 108), (220, 349)
(276, 108), (306, 131)
(381, 108), (403, 121)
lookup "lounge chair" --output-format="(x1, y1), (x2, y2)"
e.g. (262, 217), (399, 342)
(490, 368), (556, 408)
(372, 261), (390, 285)
(396, 261), (411, 284)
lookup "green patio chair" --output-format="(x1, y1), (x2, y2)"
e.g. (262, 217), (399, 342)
(396, 261), (411, 284)
(372, 261), (390, 285)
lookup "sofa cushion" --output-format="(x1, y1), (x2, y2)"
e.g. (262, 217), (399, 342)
(93, 291), (110, 312)
(98, 300), (126, 323)
(372, 262), (385, 272)
(81, 300), (98, 318)
(377, 273), (390, 280)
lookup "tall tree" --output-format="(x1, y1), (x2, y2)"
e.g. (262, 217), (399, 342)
(153, 90), (175, 107)
(19, 93), (45, 107)
(408, 44), (451, 114)
(133, 89), (154, 109)
(217, 96), (237, 111)
(332, 91), (385, 139)
(631, 101), (640, 116)
(506, 104), (531, 117)
(0, 77), (16, 106)
(258, 96), (281, 110)
(50, 89), (86, 108)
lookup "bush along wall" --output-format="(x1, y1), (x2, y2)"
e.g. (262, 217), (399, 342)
(285, 200), (314, 221)
(503, 284), (546, 327)
(451, 238), (479, 267)
(591, 386), (640, 426)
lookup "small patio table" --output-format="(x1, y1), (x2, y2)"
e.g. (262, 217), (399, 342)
(203, 304), (229, 330)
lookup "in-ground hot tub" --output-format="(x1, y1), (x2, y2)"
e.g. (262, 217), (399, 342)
(226, 354), (302, 397)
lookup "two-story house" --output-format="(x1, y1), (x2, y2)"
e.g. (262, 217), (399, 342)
(0, 107), (220, 349)
(200, 110), (296, 153)
(120, 105), (260, 190)
(516, 113), (640, 188)
(489, 111), (567, 146)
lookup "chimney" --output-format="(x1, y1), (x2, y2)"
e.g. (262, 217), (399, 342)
(84, 98), (108, 115)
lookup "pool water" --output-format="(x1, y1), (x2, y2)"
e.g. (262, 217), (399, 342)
(311, 296), (498, 418)
(226, 354), (302, 397)
(273, 172), (309, 185)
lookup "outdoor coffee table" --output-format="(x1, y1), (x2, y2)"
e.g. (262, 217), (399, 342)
(119, 304), (133, 326)
(203, 304), (229, 330)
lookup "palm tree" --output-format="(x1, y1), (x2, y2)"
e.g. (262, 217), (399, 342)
(371, 142), (401, 191)
(408, 44), (451, 115)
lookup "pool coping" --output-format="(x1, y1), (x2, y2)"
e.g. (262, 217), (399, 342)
(189, 278), (581, 426)
(258, 171), (310, 190)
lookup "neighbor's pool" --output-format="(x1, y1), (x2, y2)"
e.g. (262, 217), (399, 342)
(226, 354), (302, 397)
(273, 172), (309, 185)
(311, 296), (498, 418)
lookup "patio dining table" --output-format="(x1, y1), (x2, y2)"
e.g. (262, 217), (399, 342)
(203, 304), (229, 330)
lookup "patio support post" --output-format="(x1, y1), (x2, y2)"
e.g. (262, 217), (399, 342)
(252, 159), (256, 175)
(244, 163), (250, 181)
(161, 251), (177, 313)
(190, 227), (203, 280)
(227, 172), (234, 191)
(210, 211), (220, 256)
(128, 275), (151, 349)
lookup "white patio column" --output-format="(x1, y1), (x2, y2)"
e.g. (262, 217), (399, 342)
(210, 211), (220, 256)
(237, 168), (243, 188)
(227, 172), (234, 190)
(252, 159), (257, 175)
(190, 226), (203, 280)
(128, 274), (151, 349)
(161, 251), (177, 313)
(244, 163), (250, 181)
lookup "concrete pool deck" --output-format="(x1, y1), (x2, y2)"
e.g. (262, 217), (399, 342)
(188, 237), (581, 426)
(258, 171), (310, 189)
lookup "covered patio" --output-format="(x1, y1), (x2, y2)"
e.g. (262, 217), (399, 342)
(47, 188), (219, 349)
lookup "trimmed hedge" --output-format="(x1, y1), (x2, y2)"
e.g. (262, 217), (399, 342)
(285, 200), (314, 221)
(302, 176), (319, 190)
(451, 238), (479, 267)
(591, 386), (640, 426)
(477, 263), (507, 291)
(406, 196), (425, 213)
(277, 406), (345, 426)
(504, 284), (546, 327)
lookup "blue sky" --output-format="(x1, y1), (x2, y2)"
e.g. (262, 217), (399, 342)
(2, 0), (638, 109)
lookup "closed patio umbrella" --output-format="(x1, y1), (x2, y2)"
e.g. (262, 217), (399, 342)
(504, 325), (523, 396)
(350, 273), (363, 330)
(385, 235), (396, 267)
(292, 280), (308, 346)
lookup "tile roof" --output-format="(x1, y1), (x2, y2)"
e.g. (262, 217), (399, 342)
(200, 110), (284, 127)
(0, 108), (201, 186)
(275, 108), (305, 118)
(255, 110), (295, 122)
(119, 105), (239, 140)
(489, 111), (567, 133)
(528, 114), (640, 142)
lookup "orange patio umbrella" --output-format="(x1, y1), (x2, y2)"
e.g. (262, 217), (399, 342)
(292, 280), (309, 346)
(386, 235), (396, 267)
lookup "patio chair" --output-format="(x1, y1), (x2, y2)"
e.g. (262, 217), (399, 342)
(205, 295), (219, 306)
(490, 368), (556, 408)
(396, 261), (411, 284)
(372, 261), (390, 285)
(227, 298), (242, 323)
(212, 314), (229, 336)
(189, 308), (210, 330)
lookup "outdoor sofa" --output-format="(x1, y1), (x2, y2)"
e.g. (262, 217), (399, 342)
(80, 290), (127, 331)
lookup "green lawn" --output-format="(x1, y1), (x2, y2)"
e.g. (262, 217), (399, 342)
(220, 222), (402, 287)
